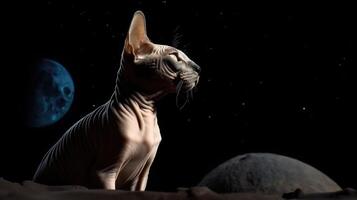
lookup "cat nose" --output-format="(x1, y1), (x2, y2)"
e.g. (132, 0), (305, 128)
(191, 62), (201, 74)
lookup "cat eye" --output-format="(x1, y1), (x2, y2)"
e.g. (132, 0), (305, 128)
(168, 52), (182, 62)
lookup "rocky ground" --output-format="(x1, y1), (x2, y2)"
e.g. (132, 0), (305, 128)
(1, 178), (356, 200)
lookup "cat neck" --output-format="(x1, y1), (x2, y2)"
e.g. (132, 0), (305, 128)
(107, 78), (161, 136)
(111, 61), (169, 108)
(110, 81), (156, 113)
(110, 67), (170, 116)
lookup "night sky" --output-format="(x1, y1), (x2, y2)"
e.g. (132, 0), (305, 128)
(1, 1), (356, 191)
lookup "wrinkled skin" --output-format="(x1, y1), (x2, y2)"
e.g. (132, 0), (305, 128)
(33, 11), (200, 191)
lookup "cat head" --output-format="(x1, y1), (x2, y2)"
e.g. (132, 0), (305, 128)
(119, 11), (200, 99)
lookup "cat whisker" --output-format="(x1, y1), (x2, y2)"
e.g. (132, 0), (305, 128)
(172, 26), (183, 48)
(186, 92), (190, 103)
(176, 80), (192, 110)
(182, 44), (190, 54)
(181, 93), (190, 110)
(171, 25), (191, 53)
(176, 80), (184, 110)
(188, 90), (194, 102)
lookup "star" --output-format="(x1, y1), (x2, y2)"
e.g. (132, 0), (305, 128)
(79, 10), (87, 16)
(300, 106), (307, 111)
(233, 112), (239, 118)
(186, 118), (192, 123)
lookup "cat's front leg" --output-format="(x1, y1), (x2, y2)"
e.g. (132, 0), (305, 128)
(134, 171), (149, 191)
(99, 172), (117, 190)
(88, 170), (117, 190)
(134, 147), (159, 191)
(89, 162), (122, 190)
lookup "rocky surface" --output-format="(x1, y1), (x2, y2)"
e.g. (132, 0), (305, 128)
(198, 153), (341, 194)
(1, 178), (356, 200)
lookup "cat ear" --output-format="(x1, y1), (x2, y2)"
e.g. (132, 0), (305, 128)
(124, 11), (153, 56)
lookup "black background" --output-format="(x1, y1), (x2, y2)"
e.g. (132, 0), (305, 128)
(1, 1), (356, 191)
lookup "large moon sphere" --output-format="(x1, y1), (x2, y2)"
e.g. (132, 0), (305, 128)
(26, 59), (74, 127)
(198, 153), (341, 194)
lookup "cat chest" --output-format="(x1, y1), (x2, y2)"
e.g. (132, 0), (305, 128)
(121, 116), (162, 148)
(117, 142), (158, 182)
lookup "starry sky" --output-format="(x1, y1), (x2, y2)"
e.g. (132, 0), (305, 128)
(1, 0), (356, 191)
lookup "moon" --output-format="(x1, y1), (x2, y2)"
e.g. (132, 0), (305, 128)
(26, 59), (74, 127)
(198, 153), (341, 194)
